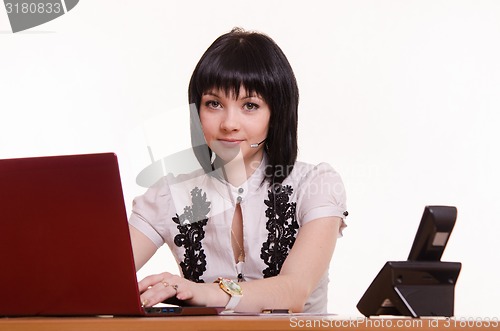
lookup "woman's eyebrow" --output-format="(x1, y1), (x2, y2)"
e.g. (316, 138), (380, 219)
(202, 91), (262, 100)
(202, 91), (221, 98)
(241, 94), (262, 100)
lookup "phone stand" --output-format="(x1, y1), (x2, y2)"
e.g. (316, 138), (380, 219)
(357, 261), (461, 317)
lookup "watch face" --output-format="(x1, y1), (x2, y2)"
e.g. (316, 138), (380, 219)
(221, 278), (243, 295)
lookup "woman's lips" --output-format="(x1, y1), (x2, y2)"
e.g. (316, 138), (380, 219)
(217, 139), (244, 147)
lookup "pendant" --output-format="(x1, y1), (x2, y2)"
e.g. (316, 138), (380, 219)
(238, 252), (245, 263)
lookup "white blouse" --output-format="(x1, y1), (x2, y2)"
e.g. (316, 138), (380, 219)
(129, 155), (347, 313)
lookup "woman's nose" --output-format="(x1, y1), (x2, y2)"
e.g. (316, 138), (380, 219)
(220, 108), (240, 132)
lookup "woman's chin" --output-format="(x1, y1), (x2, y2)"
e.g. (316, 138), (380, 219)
(212, 149), (242, 164)
(210, 141), (243, 162)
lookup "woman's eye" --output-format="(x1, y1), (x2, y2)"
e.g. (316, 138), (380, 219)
(205, 100), (221, 109)
(244, 103), (259, 111)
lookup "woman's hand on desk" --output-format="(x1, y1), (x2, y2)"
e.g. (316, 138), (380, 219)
(137, 217), (342, 312)
(138, 272), (227, 308)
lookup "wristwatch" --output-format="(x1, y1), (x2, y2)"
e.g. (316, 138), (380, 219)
(214, 277), (243, 311)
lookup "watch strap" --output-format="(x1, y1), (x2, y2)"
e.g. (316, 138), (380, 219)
(225, 292), (242, 311)
(215, 277), (243, 311)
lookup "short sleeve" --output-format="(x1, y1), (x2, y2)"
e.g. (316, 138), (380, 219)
(295, 163), (347, 236)
(128, 176), (172, 248)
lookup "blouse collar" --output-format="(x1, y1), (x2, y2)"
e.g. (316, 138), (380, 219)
(209, 154), (268, 205)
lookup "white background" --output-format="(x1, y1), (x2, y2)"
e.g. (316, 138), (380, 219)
(1, 0), (499, 317)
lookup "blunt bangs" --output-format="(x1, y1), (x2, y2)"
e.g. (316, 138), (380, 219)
(189, 32), (286, 107)
(193, 59), (268, 104)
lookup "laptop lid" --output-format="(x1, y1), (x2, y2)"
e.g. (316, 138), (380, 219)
(0, 153), (221, 316)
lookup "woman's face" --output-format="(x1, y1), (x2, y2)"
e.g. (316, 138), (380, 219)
(199, 87), (270, 167)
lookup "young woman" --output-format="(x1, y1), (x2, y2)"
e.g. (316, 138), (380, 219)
(128, 28), (347, 313)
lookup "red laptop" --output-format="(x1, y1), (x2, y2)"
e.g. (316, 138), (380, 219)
(0, 153), (223, 316)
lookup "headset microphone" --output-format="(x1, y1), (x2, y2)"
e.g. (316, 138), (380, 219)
(250, 139), (266, 148)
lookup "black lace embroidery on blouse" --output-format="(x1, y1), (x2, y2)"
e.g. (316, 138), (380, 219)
(260, 184), (299, 278)
(172, 187), (210, 283)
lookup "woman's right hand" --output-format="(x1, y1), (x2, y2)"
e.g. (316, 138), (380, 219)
(137, 272), (226, 308)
